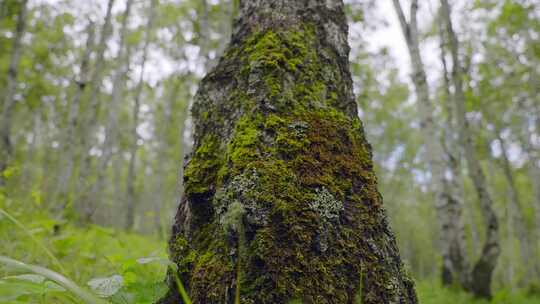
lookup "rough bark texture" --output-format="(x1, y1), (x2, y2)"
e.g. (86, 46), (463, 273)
(440, 0), (500, 298)
(0, 0), (28, 185)
(159, 1), (417, 303)
(393, 0), (469, 288)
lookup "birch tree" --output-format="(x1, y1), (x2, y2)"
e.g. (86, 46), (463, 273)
(125, 0), (157, 231)
(75, 0), (115, 220)
(0, 0), (28, 186)
(494, 129), (533, 285)
(392, 0), (469, 287)
(159, 1), (417, 303)
(55, 21), (95, 208)
(441, 0), (500, 298)
(85, 0), (134, 223)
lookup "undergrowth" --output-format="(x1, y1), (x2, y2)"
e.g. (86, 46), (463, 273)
(1, 196), (539, 303)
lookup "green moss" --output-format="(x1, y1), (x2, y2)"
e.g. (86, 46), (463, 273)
(183, 135), (223, 196)
(172, 22), (412, 303)
(228, 115), (261, 165)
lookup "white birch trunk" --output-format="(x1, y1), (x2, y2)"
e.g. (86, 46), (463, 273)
(125, 0), (157, 231)
(55, 22), (95, 209)
(84, 0), (133, 222)
(76, 0), (115, 219)
(496, 132), (533, 285)
(393, 0), (469, 287)
(441, 0), (500, 298)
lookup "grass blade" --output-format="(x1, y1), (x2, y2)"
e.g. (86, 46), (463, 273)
(0, 208), (65, 273)
(0, 255), (107, 304)
(172, 271), (192, 304)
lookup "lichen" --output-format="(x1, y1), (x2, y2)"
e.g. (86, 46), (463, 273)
(309, 187), (343, 222)
(165, 20), (416, 304)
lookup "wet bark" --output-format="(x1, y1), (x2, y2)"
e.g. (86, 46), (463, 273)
(440, 0), (500, 298)
(159, 1), (417, 303)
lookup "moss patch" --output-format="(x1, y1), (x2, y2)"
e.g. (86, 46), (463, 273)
(170, 23), (414, 304)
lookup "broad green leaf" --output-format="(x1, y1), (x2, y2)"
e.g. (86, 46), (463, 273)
(87, 275), (124, 298)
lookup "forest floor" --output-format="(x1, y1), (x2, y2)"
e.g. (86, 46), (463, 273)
(1, 208), (539, 303)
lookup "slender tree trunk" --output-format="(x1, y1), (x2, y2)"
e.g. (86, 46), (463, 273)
(82, 0), (130, 222)
(125, 0), (156, 231)
(440, 0), (500, 298)
(0, 0), (28, 186)
(76, 0), (115, 220)
(521, 121), (540, 279)
(55, 21), (95, 209)
(155, 79), (184, 237)
(0, 0), (6, 22)
(496, 132), (533, 285)
(393, 0), (469, 288)
(159, 1), (417, 303)
(523, 30), (540, 278)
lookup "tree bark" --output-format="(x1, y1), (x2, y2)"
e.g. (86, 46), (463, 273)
(125, 0), (157, 231)
(159, 1), (417, 303)
(440, 0), (500, 298)
(0, 0), (28, 186)
(392, 0), (469, 288)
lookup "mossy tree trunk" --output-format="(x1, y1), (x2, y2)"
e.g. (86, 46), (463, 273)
(160, 1), (417, 303)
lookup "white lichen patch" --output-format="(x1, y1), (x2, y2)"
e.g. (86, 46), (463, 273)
(220, 200), (245, 234)
(309, 187), (343, 221)
(215, 169), (270, 227)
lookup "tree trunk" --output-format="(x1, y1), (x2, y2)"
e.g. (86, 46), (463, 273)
(0, 0), (28, 186)
(496, 132), (534, 285)
(55, 21), (95, 209)
(392, 0), (469, 288)
(440, 0), (500, 298)
(0, 0), (5, 20)
(438, 25), (480, 258)
(159, 1), (417, 303)
(76, 0), (115, 220)
(82, 0), (130, 222)
(523, 29), (540, 278)
(126, 0), (156, 231)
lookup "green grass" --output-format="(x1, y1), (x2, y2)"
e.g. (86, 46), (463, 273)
(1, 203), (540, 303)
(416, 280), (540, 304)
(0, 206), (169, 303)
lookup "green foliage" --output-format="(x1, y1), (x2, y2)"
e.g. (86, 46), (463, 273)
(0, 206), (169, 303)
(417, 281), (540, 304)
